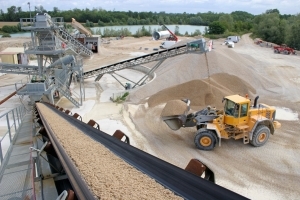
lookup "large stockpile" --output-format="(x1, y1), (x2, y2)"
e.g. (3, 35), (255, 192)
(147, 73), (255, 109)
(36, 103), (182, 200)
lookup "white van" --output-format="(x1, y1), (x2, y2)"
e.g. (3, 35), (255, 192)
(226, 36), (239, 43)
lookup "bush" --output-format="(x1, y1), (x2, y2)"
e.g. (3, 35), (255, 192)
(1, 25), (19, 33)
(98, 20), (105, 26)
(113, 92), (129, 104)
(133, 26), (152, 38)
(2, 33), (11, 37)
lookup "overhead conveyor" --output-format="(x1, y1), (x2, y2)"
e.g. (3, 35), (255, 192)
(84, 39), (207, 83)
(36, 102), (248, 200)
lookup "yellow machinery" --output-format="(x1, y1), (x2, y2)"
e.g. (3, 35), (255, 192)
(162, 95), (281, 150)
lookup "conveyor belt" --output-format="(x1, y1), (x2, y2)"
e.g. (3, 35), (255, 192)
(83, 44), (189, 80)
(37, 103), (248, 200)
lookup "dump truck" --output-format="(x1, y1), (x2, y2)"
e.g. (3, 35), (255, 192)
(161, 95), (281, 151)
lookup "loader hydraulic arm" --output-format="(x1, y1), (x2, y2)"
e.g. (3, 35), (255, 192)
(162, 24), (178, 42)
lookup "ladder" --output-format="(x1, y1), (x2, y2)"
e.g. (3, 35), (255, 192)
(47, 18), (93, 57)
(55, 79), (81, 108)
(55, 27), (93, 57)
(237, 125), (250, 144)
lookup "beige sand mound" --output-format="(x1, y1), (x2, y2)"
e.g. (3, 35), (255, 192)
(161, 100), (188, 117)
(210, 73), (256, 95)
(147, 73), (255, 108)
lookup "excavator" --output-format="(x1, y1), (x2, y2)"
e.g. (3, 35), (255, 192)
(161, 94), (281, 150)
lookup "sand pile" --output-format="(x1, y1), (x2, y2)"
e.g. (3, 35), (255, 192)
(147, 73), (255, 109)
(36, 103), (182, 200)
(161, 100), (188, 117)
(128, 39), (285, 105)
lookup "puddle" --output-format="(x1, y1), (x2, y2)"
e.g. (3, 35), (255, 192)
(275, 107), (298, 121)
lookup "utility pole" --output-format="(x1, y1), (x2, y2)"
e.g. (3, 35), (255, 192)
(27, 2), (31, 19)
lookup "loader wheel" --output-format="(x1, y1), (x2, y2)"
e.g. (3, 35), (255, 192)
(194, 130), (216, 151)
(250, 125), (270, 147)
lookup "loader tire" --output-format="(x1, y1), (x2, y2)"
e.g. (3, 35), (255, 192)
(194, 130), (217, 151)
(250, 125), (270, 147)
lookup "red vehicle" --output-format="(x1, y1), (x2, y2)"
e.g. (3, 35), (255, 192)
(162, 24), (178, 42)
(274, 44), (297, 55)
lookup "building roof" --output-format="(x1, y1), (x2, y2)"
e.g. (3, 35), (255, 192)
(0, 47), (24, 54)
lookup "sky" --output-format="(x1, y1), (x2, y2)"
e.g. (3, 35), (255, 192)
(1, 0), (299, 15)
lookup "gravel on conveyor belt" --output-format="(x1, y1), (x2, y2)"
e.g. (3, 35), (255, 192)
(36, 103), (183, 200)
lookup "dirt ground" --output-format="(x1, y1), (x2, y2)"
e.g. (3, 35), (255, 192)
(1, 34), (300, 199)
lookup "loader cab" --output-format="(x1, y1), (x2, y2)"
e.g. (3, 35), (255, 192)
(223, 95), (250, 126)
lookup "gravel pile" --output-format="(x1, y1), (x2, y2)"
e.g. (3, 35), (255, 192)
(36, 103), (183, 200)
(160, 100), (188, 117)
(146, 73), (255, 110)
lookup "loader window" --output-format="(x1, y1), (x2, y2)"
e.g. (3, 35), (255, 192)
(233, 104), (239, 118)
(224, 99), (236, 116)
(241, 103), (248, 117)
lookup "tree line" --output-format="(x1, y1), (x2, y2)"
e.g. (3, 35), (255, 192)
(0, 6), (299, 49)
(0, 6), (255, 28)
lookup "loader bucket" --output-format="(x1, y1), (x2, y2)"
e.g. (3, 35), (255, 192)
(162, 115), (186, 130)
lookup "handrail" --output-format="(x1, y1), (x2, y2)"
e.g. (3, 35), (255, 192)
(0, 105), (27, 164)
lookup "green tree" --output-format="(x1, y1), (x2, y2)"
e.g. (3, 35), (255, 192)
(265, 9), (280, 14)
(285, 14), (300, 49)
(208, 21), (226, 34)
(53, 7), (59, 14)
(190, 16), (203, 25)
(253, 13), (286, 44)
(219, 14), (234, 31)
(7, 6), (18, 21)
(98, 20), (105, 26)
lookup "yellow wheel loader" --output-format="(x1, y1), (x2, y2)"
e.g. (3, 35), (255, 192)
(161, 95), (281, 151)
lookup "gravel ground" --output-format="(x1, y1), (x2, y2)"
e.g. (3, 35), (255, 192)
(126, 34), (300, 200)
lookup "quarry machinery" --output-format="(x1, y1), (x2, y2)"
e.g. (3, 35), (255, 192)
(71, 18), (100, 53)
(274, 44), (297, 55)
(157, 24), (178, 49)
(161, 95), (281, 150)
(162, 24), (178, 42)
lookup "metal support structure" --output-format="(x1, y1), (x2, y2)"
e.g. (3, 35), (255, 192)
(133, 59), (166, 88)
(109, 73), (137, 89)
(6, 115), (12, 142)
(91, 45), (188, 80)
